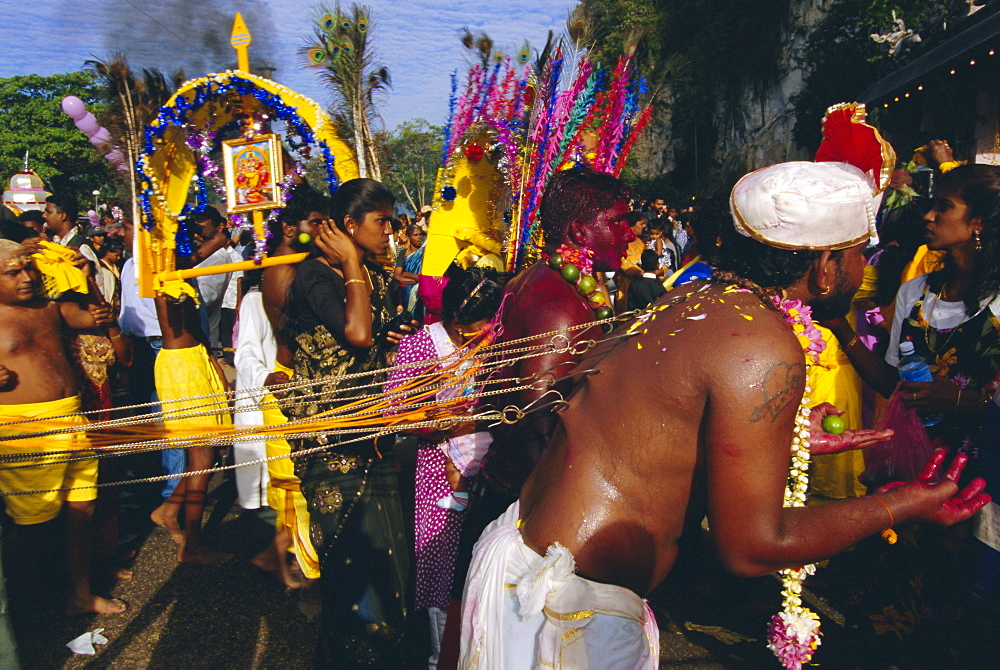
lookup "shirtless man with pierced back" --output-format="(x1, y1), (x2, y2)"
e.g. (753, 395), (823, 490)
(0, 239), (125, 615)
(459, 162), (991, 668)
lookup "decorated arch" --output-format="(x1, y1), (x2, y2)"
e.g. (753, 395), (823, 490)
(134, 70), (359, 297)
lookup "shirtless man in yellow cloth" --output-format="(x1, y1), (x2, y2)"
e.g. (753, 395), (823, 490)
(0, 239), (125, 615)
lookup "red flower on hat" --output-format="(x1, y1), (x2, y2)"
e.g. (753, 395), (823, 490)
(465, 143), (484, 162)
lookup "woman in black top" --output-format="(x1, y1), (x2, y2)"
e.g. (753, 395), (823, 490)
(283, 178), (411, 666)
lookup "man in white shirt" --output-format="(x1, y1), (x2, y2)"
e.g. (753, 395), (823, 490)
(190, 208), (232, 353)
(220, 233), (243, 355)
(43, 195), (98, 269)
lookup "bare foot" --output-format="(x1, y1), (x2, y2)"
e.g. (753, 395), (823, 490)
(150, 504), (183, 545)
(250, 547), (303, 589)
(250, 545), (279, 573)
(65, 595), (128, 616)
(111, 567), (134, 580)
(178, 544), (232, 565)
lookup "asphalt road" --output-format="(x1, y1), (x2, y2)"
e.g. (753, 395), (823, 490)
(6, 441), (998, 669)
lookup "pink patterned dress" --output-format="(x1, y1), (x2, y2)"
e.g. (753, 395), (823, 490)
(386, 323), (491, 609)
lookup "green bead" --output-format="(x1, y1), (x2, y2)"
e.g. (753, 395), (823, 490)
(560, 262), (580, 282)
(588, 291), (606, 307)
(548, 253), (563, 270)
(595, 306), (613, 320)
(298, 232), (312, 245)
(577, 274), (597, 295)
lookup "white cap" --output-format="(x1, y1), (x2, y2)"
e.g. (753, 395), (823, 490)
(729, 161), (878, 251)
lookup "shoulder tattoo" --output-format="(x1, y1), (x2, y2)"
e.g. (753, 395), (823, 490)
(748, 360), (806, 423)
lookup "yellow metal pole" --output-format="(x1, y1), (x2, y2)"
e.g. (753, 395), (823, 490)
(230, 13), (252, 72)
(157, 252), (308, 283)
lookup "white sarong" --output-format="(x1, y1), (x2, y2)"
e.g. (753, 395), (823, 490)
(459, 502), (660, 669)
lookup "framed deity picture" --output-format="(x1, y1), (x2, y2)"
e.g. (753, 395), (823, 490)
(221, 134), (284, 213)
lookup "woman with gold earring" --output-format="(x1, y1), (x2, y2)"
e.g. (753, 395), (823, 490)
(282, 178), (418, 666)
(823, 164), (1000, 451)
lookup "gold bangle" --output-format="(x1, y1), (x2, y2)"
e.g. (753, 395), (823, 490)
(937, 160), (962, 172)
(845, 334), (860, 350)
(870, 494), (897, 544)
(111, 333), (122, 339)
(956, 388), (963, 407)
(344, 278), (366, 287)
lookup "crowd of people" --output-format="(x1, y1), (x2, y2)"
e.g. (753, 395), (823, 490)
(0, 137), (997, 668)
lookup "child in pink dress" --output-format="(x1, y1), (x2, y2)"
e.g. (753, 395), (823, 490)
(386, 267), (503, 667)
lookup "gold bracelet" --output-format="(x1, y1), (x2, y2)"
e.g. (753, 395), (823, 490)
(344, 278), (366, 287)
(937, 160), (963, 172)
(956, 388), (963, 407)
(111, 332), (122, 339)
(845, 334), (860, 350)
(870, 494), (897, 544)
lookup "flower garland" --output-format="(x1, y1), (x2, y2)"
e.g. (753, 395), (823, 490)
(540, 244), (613, 320)
(766, 296), (825, 670)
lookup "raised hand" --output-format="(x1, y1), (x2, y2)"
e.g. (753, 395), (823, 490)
(899, 378), (963, 414)
(807, 402), (893, 455)
(385, 319), (420, 346)
(877, 449), (991, 526)
(88, 303), (115, 326)
(314, 220), (360, 268)
(263, 370), (290, 397)
(926, 139), (955, 168)
(0, 364), (13, 391)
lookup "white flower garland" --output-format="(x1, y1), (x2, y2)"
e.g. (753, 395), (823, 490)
(767, 297), (822, 669)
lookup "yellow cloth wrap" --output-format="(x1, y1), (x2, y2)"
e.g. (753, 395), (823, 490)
(0, 395), (96, 525)
(263, 361), (320, 579)
(32, 241), (88, 295)
(154, 344), (230, 428)
(154, 276), (201, 306)
(808, 327), (867, 501)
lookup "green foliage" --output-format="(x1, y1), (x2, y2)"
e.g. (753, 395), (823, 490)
(792, 0), (934, 153)
(579, 0), (792, 197)
(377, 119), (444, 213)
(0, 72), (121, 207)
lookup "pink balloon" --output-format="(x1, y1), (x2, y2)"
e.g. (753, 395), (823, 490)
(105, 149), (125, 164)
(89, 127), (112, 144)
(61, 96), (87, 120)
(75, 113), (101, 136)
(87, 210), (99, 226)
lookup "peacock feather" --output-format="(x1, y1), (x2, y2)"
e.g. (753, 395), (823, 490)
(300, 3), (388, 179)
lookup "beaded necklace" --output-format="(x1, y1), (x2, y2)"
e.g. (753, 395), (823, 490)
(541, 244), (614, 320)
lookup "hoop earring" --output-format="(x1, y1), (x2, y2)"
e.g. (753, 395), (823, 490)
(820, 286), (831, 296)
(974, 230), (982, 252)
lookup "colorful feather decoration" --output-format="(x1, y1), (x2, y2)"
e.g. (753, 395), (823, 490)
(435, 37), (652, 273)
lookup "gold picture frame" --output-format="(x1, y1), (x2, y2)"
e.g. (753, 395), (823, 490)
(222, 134), (284, 213)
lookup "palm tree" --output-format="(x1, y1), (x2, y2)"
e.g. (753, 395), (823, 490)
(302, 3), (389, 179)
(85, 54), (178, 222)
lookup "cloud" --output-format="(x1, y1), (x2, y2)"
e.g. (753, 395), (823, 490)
(0, 0), (576, 129)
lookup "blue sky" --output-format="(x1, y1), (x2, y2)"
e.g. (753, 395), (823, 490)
(0, 0), (576, 129)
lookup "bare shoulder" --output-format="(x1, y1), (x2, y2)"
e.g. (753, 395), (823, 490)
(674, 283), (805, 426)
(637, 282), (803, 405)
(503, 264), (594, 338)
